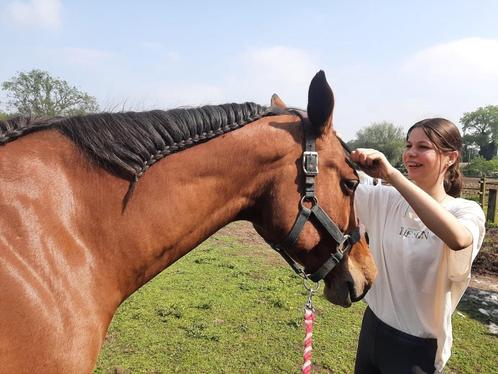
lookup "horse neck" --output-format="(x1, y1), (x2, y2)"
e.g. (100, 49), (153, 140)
(79, 117), (298, 301)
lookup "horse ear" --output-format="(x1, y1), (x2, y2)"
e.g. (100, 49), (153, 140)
(271, 94), (287, 109)
(307, 70), (334, 134)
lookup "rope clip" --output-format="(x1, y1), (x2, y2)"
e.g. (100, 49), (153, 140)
(303, 277), (320, 311)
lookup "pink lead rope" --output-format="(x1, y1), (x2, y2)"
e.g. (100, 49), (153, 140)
(302, 279), (319, 374)
(302, 306), (316, 374)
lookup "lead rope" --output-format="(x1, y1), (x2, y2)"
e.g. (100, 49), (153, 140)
(302, 278), (319, 374)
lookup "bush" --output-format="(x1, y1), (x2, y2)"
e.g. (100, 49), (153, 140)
(462, 156), (498, 177)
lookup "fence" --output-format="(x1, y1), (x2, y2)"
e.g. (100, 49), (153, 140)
(461, 177), (498, 224)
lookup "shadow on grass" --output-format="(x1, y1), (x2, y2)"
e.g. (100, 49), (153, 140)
(457, 286), (498, 337)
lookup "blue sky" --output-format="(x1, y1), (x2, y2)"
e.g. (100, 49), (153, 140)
(1, 0), (497, 140)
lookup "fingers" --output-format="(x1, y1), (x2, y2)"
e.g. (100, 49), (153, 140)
(351, 148), (384, 166)
(351, 148), (396, 181)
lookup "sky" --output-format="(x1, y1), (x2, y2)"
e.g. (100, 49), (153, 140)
(1, 0), (497, 141)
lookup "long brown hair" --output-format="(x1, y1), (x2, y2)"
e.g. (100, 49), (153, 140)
(407, 118), (462, 197)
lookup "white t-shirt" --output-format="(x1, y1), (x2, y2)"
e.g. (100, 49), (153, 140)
(355, 184), (485, 372)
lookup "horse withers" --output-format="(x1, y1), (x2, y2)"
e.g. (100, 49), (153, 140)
(0, 71), (376, 373)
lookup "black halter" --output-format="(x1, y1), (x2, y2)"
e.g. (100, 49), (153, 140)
(268, 110), (361, 282)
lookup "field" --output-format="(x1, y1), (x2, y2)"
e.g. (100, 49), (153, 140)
(94, 222), (497, 374)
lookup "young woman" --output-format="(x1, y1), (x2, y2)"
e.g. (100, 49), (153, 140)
(351, 118), (485, 373)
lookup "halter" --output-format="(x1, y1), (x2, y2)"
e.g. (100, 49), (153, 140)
(268, 110), (361, 282)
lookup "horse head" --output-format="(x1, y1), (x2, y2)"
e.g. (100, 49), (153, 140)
(253, 71), (376, 307)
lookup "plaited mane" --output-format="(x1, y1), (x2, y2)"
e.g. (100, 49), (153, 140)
(59, 103), (274, 182)
(1, 103), (284, 205)
(1, 103), (274, 178)
(0, 116), (65, 145)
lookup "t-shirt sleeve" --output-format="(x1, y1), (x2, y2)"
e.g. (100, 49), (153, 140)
(447, 200), (486, 282)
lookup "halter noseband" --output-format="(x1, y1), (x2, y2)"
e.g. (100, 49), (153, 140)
(268, 110), (361, 282)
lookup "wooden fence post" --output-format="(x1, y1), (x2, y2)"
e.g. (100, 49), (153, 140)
(479, 177), (486, 212)
(487, 188), (498, 224)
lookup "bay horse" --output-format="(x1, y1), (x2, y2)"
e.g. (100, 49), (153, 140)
(0, 71), (376, 373)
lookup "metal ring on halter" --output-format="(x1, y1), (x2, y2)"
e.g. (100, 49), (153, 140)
(336, 234), (351, 253)
(303, 276), (320, 293)
(300, 195), (318, 209)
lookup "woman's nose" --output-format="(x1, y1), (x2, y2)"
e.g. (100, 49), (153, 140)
(405, 147), (417, 157)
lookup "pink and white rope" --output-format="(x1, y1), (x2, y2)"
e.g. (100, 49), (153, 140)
(301, 307), (315, 374)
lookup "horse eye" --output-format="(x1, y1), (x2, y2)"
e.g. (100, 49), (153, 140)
(343, 179), (359, 193)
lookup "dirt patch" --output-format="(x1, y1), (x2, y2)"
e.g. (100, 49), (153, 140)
(473, 227), (498, 276)
(469, 274), (498, 293)
(469, 227), (498, 291)
(214, 221), (284, 266)
(216, 221), (266, 247)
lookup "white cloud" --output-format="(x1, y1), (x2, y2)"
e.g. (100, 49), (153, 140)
(5, 0), (61, 30)
(403, 37), (498, 79)
(397, 37), (498, 121)
(322, 38), (498, 140)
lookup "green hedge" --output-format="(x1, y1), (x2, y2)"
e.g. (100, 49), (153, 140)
(462, 157), (498, 177)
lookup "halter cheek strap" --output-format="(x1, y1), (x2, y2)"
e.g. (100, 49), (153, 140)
(267, 110), (361, 282)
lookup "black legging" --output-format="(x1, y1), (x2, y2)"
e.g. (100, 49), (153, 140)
(354, 307), (438, 374)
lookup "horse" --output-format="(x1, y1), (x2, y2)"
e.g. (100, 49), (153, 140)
(0, 71), (376, 373)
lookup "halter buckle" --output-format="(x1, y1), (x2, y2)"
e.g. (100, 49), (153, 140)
(337, 234), (351, 254)
(303, 151), (318, 176)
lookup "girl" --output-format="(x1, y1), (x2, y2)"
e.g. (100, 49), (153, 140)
(351, 118), (485, 373)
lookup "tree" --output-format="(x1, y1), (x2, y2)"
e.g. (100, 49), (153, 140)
(462, 156), (498, 177)
(462, 134), (480, 162)
(1, 69), (99, 117)
(460, 105), (498, 161)
(347, 121), (406, 167)
(0, 111), (8, 121)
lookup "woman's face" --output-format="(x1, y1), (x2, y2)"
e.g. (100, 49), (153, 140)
(403, 127), (449, 188)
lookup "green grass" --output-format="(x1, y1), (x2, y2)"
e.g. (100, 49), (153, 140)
(450, 298), (498, 373)
(95, 234), (497, 374)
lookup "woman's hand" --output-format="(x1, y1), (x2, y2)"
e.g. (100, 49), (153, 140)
(351, 148), (398, 182)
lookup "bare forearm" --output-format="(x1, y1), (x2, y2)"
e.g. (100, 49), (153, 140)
(387, 170), (472, 250)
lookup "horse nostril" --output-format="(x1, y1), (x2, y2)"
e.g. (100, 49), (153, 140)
(365, 232), (370, 245)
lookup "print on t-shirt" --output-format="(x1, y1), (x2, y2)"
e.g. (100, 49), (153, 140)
(399, 226), (429, 240)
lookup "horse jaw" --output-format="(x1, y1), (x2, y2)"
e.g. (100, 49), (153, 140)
(323, 278), (370, 308)
(323, 248), (376, 307)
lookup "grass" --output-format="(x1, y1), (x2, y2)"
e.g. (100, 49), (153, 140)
(451, 297), (497, 373)
(94, 233), (497, 374)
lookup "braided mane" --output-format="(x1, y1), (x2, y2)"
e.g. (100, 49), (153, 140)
(1, 103), (278, 204)
(0, 116), (65, 145)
